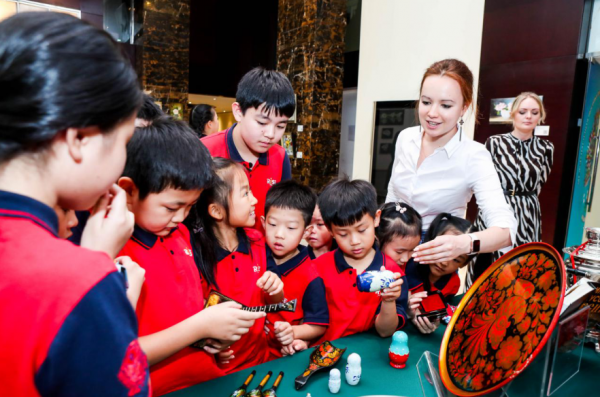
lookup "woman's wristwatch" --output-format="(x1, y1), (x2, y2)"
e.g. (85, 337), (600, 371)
(468, 233), (480, 254)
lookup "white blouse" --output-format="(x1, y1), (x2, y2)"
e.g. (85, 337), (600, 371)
(386, 126), (516, 249)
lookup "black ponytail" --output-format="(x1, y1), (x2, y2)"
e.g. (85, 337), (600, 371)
(377, 201), (422, 247)
(185, 157), (250, 287)
(0, 12), (142, 162)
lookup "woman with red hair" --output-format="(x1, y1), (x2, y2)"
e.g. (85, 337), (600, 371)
(386, 59), (516, 266)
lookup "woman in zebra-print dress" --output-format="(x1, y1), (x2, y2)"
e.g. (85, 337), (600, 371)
(468, 92), (554, 286)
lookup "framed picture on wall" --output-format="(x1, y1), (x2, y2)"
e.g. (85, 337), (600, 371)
(380, 143), (394, 155)
(379, 109), (405, 125)
(281, 132), (293, 157)
(381, 127), (394, 139)
(490, 96), (543, 124)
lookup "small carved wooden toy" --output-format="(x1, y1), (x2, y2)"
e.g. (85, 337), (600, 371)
(229, 370), (256, 397)
(193, 291), (297, 348)
(263, 371), (283, 397)
(344, 353), (361, 385)
(247, 371), (272, 397)
(389, 330), (409, 369)
(328, 368), (341, 393)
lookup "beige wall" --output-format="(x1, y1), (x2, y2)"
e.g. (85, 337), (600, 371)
(352, 0), (486, 180)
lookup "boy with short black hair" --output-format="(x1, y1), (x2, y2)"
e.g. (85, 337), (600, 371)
(313, 177), (408, 344)
(117, 117), (265, 395)
(261, 180), (329, 357)
(202, 67), (295, 234)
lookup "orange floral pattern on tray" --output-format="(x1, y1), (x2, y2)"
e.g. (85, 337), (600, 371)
(441, 244), (565, 396)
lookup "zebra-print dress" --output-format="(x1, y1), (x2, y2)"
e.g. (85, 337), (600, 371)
(467, 133), (554, 287)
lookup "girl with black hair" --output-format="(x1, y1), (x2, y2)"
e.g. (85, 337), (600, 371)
(187, 157), (286, 373)
(0, 12), (149, 396)
(189, 104), (219, 137)
(377, 201), (423, 271)
(405, 213), (474, 334)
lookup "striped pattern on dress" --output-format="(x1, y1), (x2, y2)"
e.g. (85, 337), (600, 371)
(467, 133), (554, 287)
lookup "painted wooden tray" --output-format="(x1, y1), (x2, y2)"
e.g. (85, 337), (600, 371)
(439, 243), (566, 396)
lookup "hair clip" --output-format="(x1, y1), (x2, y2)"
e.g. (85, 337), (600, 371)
(395, 202), (407, 214)
(194, 226), (204, 233)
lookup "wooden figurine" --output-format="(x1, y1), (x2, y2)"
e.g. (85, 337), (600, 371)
(229, 370), (256, 397)
(248, 371), (272, 397)
(389, 330), (409, 369)
(263, 371), (283, 397)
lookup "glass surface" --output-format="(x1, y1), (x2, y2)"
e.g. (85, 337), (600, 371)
(104, 0), (132, 43)
(547, 306), (590, 395)
(0, 0), (17, 22)
(417, 351), (511, 397)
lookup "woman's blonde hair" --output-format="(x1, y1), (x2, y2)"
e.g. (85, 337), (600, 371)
(510, 92), (546, 124)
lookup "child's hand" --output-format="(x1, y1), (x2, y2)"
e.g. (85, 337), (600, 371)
(380, 266), (403, 302)
(407, 291), (428, 317)
(216, 349), (235, 364)
(274, 321), (294, 346)
(411, 310), (440, 334)
(256, 271), (283, 296)
(281, 339), (309, 356)
(115, 256), (145, 309)
(198, 301), (265, 342)
(202, 338), (233, 354)
(302, 225), (314, 241)
(81, 184), (135, 259)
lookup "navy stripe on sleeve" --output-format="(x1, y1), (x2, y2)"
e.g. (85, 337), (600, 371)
(35, 272), (150, 397)
(281, 154), (292, 181)
(301, 277), (329, 325)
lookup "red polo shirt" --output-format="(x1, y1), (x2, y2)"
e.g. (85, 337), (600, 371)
(118, 224), (223, 396)
(405, 259), (460, 300)
(201, 124), (292, 234)
(0, 191), (149, 397)
(265, 246), (329, 357)
(313, 247), (408, 345)
(201, 228), (273, 373)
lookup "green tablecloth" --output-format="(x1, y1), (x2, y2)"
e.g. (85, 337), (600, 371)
(165, 323), (599, 397)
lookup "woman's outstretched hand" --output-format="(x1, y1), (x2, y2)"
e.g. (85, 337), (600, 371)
(412, 234), (470, 264)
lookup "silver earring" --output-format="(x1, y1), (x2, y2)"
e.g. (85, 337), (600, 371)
(459, 118), (464, 141)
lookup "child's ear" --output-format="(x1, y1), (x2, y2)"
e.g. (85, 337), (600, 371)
(208, 203), (224, 221)
(261, 216), (266, 231)
(117, 177), (138, 207)
(232, 102), (244, 122)
(373, 209), (382, 228)
(63, 127), (95, 163)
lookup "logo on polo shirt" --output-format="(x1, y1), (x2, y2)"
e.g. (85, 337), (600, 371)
(253, 265), (261, 273)
(266, 178), (277, 186)
(184, 248), (193, 257)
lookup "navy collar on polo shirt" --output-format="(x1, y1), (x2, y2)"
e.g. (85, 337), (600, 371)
(131, 224), (158, 249)
(216, 228), (251, 262)
(333, 245), (384, 274)
(267, 245), (310, 277)
(226, 123), (269, 167)
(131, 224), (180, 250)
(433, 272), (453, 290)
(0, 190), (58, 236)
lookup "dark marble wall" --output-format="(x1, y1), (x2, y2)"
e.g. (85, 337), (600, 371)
(141, 0), (190, 119)
(277, 0), (346, 189)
